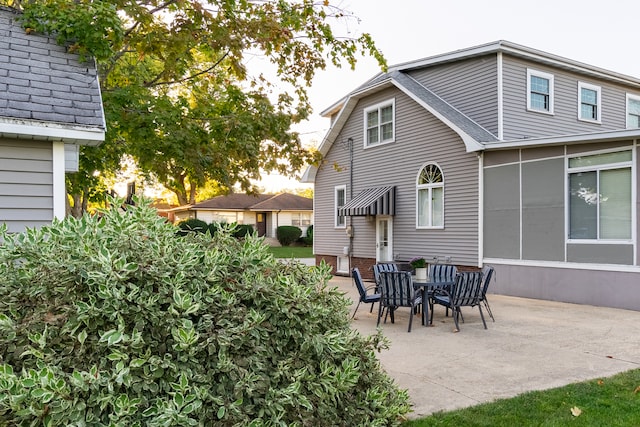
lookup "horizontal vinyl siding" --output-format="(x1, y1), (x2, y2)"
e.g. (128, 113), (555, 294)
(502, 55), (630, 140)
(408, 55), (499, 137)
(0, 139), (53, 232)
(315, 86), (480, 266)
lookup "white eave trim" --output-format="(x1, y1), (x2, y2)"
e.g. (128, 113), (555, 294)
(484, 128), (640, 150)
(0, 118), (105, 146)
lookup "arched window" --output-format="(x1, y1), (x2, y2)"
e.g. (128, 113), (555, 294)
(417, 163), (444, 228)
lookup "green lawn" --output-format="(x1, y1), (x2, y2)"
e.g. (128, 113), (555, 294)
(267, 245), (313, 259)
(404, 368), (640, 426)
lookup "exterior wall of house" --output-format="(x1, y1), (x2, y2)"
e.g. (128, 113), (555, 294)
(0, 139), (53, 232)
(314, 86), (481, 275)
(483, 140), (640, 310)
(408, 54), (499, 137)
(501, 54), (636, 140)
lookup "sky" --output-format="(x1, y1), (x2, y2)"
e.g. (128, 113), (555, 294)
(261, 0), (640, 191)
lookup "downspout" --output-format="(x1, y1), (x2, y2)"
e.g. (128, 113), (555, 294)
(347, 137), (354, 270)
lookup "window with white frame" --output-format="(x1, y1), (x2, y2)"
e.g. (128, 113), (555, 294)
(335, 185), (346, 228)
(578, 82), (601, 122)
(416, 163), (444, 228)
(626, 94), (640, 128)
(527, 69), (554, 114)
(291, 212), (311, 227)
(364, 99), (395, 146)
(568, 150), (632, 240)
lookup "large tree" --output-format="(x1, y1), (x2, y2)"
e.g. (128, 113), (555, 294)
(6, 0), (385, 208)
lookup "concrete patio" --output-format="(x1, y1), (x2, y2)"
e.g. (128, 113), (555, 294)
(329, 275), (640, 419)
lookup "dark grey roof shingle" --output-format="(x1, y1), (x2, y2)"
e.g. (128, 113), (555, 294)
(0, 7), (104, 129)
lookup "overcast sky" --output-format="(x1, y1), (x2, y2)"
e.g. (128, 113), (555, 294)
(262, 0), (640, 190)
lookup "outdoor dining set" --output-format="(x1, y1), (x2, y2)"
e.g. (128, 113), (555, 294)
(351, 262), (495, 332)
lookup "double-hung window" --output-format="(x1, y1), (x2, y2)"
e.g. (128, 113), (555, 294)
(578, 82), (601, 123)
(568, 150), (632, 240)
(527, 69), (554, 114)
(416, 163), (444, 228)
(364, 99), (395, 146)
(626, 94), (640, 128)
(335, 185), (346, 228)
(291, 212), (311, 227)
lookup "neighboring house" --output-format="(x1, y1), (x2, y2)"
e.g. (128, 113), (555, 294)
(172, 193), (313, 238)
(303, 40), (640, 311)
(0, 7), (105, 232)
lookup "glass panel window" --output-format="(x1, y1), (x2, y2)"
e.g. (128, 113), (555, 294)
(568, 151), (632, 240)
(364, 100), (395, 146)
(578, 82), (601, 122)
(626, 94), (640, 128)
(335, 185), (346, 228)
(292, 212), (312, 227)
(527, 69), (554, 114)
(416, 163), (444, 228)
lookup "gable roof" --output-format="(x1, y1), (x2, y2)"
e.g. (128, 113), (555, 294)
(302, 40), (640, 183)
(190, 193), (312, 212)
(0, 7), (105, 146)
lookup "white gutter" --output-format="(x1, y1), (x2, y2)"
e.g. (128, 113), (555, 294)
(0, 118), (105, 146)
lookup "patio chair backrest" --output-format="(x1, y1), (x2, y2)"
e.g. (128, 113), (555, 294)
(451, 271), (484, 307)
(481, 266), (494, 297)
(373, 263), (398, 285)
(352, 268), (368, 300)
(378, 271), (416, 307)
(429, 264), (458, 283)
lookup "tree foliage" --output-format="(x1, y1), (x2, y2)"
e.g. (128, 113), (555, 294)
(6, 0), (386, 207)
(0, 199), (410, 425)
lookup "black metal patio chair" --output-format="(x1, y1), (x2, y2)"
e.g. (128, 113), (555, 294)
(351, 267), (381, 319)
(430, 271), (486, 331)
(377, 271), (422, 332)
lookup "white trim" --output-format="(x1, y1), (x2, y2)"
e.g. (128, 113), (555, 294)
(577, 81), (601, 123)
(52, 142), (66, 220)
(526, 68), (554, 115)
(483, 257), (640, 273)
(625, 93), (640, 129)
(518, 150), (522, 259)
(334, 185), (346, 229)
(484, 128), (640, 150)
(478, 152), (484, 267)
(497, 52), (504, 141)
(363, 98), (395, 148)
(0, 118), (105, 146)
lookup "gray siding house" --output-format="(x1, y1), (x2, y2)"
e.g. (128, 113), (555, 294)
(0, 7), (105, 232)
(304, 40), (640, 311)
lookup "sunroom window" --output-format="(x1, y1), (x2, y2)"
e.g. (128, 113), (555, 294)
(568, 150), (632, 240)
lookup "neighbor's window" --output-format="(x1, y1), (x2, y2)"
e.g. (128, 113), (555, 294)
(578, 82), (601, 122)
(291, 212), (311, 227)
(527, 69), (554, 114)
(626, 94), (640, 128)
(416, 163), (444, 228)
(335, 185), (346, 228)
(364, 99), (395, 146)
(568, 150), (632, 240)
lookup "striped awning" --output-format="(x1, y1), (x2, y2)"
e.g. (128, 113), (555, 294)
(338, 186), (396, 216)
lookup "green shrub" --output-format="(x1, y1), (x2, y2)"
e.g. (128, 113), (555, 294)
(231, 223), (254, 239)
(176, 217), (208, 236)
(301, 224), (313, 246)
(208, 221), (221, 235)
(0, 199), (410, 426)
(276, 225), (302, 246)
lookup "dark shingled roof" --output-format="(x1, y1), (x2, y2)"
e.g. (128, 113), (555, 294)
(191, 193), (312, 211)
(0, 7), (104, 129)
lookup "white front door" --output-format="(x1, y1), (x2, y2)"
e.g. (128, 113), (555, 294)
(376, 216), (393, 262)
